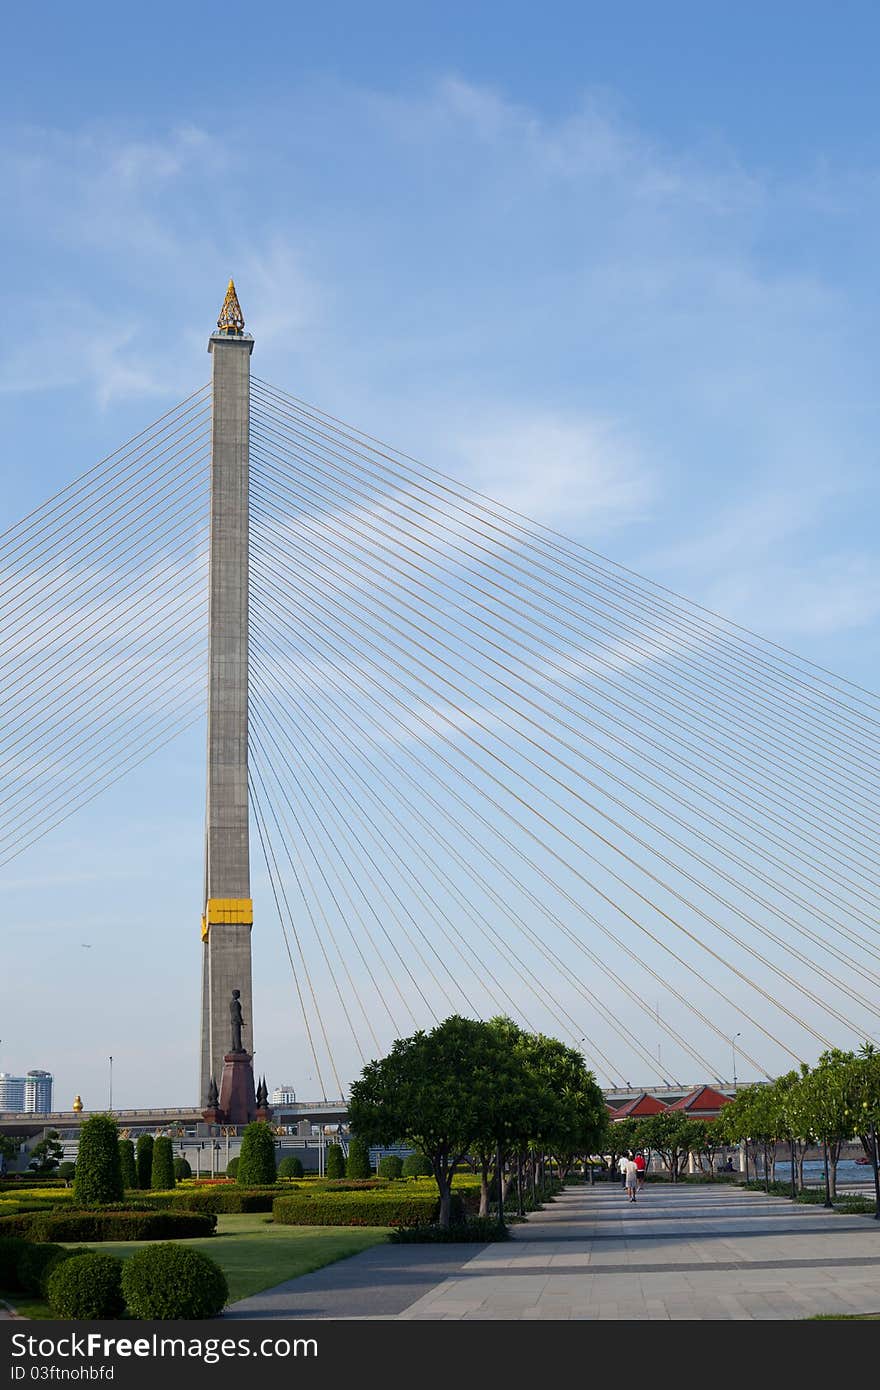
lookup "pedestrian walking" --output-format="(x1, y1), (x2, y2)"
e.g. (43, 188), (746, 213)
(623, 1153), (639, 1203)
(635, 1151), (646, 1192)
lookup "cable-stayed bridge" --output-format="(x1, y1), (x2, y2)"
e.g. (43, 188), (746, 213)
(3, 283), (879, 1116)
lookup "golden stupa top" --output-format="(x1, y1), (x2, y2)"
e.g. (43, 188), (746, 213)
(217, 279), (245, 335)
(72, 1095), (83, 1113)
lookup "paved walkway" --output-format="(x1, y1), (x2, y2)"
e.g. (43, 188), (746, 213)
(226, 1183), (880, 1321)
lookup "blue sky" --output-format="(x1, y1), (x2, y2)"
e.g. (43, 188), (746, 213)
(3, 2), (880, 1107)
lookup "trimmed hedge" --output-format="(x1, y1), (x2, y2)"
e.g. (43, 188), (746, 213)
(46, 1252), (124, 1319)
(325, 1144), (345, 1179)
(118, 1140), (136, 1191)
(151, 1137), (175, 1191)
(0, 1209), (216, 1242)
(0, 1236), (28, 1290)
(390, 1217), (511, 1243)
(311, 1178), (387, 1191)
(73, 1114), (123, 1206)
(237, 1122), (277, 1187)
(19, 1244), (93, 1298)
(401, 1152), (433, 1178)
(377, 1155), (403, 1180)
(135, 1135), (154, 1190)
(273, 1191), (463, 1227)
(15, 1242), (65, 1295)
(169, 1186), (278, 1215)
(174, 1156), (193, 1180)
(346, 1137), (373, 1180)
(225, 1158), (239, 1178)
(277, 1156), (304, 1180)
(122, 1243), (228, 1319)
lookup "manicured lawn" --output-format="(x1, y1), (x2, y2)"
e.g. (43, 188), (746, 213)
(87, 1214), (392, 1303)
(3, 1214), (391, 1316)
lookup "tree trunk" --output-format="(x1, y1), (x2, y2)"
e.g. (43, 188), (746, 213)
(437, 1178), (453, 1229)
(829, 1144), (839, 1201)
(478, 1153), (491, 1219)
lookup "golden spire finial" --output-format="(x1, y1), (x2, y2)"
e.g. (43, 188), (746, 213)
(217, 278), (245, 335)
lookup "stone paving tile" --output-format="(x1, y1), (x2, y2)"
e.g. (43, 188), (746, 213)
(227, 1182), (880, 1321)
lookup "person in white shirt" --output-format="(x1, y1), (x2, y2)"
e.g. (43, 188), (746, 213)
(622, 1154), (639, 1203)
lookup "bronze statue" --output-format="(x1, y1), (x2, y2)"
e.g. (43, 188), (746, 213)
(230, 989), (244, 1053)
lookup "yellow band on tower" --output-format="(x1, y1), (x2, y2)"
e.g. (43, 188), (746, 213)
(201, 898), (253, 940)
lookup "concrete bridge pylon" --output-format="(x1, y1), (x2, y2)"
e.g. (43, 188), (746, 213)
(199, 281), (255, 1107)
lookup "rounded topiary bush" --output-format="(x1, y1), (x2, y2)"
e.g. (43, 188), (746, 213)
(173, 1156), (192, 1181)
(237, 1121), (276, 1186)
(46, 1252), (124, 1319)
(136, 1135), (154, 1190)
(402, 1151), (433, 1178)
(57, 1162), (77, 1185)
(277, 1155), (304, 1180)
(121, 1243), (228, 1319)
(118, 1140), (136, 1190)
(325, 1144), (345, 1179)
(151, 1137), (175, 1190)
(346, 1137), (372, 1179)
(73, 1114), (123, 1206)
(36, 1248), (92, 1298)
(225, 1157), (239, 1178)
(378, 1154), (403, 1179)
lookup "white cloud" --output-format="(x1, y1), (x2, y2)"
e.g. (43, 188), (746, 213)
(455, 411), (653, 531)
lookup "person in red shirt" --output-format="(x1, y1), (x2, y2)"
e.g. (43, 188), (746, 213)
(634, 1151), (647, 1191)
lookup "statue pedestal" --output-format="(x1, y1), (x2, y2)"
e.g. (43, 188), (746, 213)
(216, 1050), (257, 1125)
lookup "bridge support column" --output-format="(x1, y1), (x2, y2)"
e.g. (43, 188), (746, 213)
(199, 282), (255, 1107)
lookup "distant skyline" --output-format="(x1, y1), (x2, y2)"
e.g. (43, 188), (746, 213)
(3, 3), (880, 1106)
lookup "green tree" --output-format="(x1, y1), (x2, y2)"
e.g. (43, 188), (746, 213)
(173, 1156), (192, 1181)
(0, 1134), (24, 1170)
(346, 1136), (373, 1179)
(135, 1135), (154, 1190)
(117, 1139), (137, 1190)
(27, 1130), (64, 1176)
(57, 1161), (77, 1186)
(237, 1121), (277, 1186)
(73, 1114), (124, 1205)
(325, 1144), (345, 1179)
(349, 1015), (538, 1228)
(151, 1136), (175, 1190)
(799, 1051), (861, 1200)
(638, 1112), (701, 1181)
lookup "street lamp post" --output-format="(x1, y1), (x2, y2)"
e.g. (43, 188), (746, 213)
(108, 1056), (113, 1112)
(731, 1033), (741, 1089)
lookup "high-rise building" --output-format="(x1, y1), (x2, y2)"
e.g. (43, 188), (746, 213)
(24, 1071), (53, 1114)
(0, 1074), (26, 1111)
(272, 1084), (296, 1106)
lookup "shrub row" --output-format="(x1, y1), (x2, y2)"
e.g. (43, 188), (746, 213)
(0, 1209), (216, 1242)
(272, 1191), (463, 1227)
(40, 1244), (228, 1320)
(170, 1187), (279, 1214)
(390, 1217), (510, 1243)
